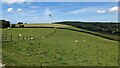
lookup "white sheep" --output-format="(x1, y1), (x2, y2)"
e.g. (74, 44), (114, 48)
(31, 37), (34, 40)
(84, 40), (86, 42)
(0, 63), (5, 68)
(0, 63), (2, 68)
(75, 40), (78, 43)
(18, 34), (22, 37)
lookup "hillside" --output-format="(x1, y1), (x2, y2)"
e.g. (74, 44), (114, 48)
(54, 21), (120, 41)
(2, 25), (118, 66)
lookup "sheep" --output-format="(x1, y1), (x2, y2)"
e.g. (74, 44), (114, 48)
(18, 34), (22, 37)
(31, 37), (34, 40)
(0, 63), (2, 68)
(75, 40), (78, 43)
(84, 40), (86, 42)
(0, 63), (5, 68)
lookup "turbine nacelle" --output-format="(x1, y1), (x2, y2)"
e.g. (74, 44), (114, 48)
(48, 13), (52, 17)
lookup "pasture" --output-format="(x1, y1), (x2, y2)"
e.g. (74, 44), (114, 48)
(2, 25), (119, 66)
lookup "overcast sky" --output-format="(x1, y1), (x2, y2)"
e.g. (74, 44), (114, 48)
(1, 1), (119, 23)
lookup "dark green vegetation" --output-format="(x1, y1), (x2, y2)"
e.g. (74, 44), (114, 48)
(0, 20), (24, 28)
(54, 21), (120, 41)
(2, 24), (119, 66)
(0, 20), (10, 28)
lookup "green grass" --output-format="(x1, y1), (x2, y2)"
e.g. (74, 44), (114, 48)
(0, 28), (2, 63)
(2, 27), (118, 66)
(15, 24), (72, 28)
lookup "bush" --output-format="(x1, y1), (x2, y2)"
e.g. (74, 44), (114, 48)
(18, 22), (23, 24)
(0, 20), (10, 28)
(11, 24), (16, 28)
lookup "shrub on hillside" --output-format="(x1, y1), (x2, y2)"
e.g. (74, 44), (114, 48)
(11, 24), (16, 28)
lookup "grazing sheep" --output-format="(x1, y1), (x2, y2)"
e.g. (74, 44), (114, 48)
(75, 40), (78, 43)
(0, 63), (5, 68)
(31, 37), (34, 40)
(18, 34), (22, 37)
(0, 63), (2, 68)
(84, 40), (86, 42)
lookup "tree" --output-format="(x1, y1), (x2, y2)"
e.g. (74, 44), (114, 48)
(11, 24), (16, 28)
(17, 22), (23, 24)
(0, 20), (10, 28)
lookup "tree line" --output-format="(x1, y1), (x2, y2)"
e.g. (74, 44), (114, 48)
(54, 21), (120, 36)
(0, 19), (25, 28)
(0, 20), (10, 28)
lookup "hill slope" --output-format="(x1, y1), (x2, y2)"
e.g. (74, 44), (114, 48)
(54, 22), (120, 41)
(2, 27), (118, 66)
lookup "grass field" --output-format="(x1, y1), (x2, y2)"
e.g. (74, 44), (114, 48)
(15, 24), (72, 28)
(2, 25), (119, 66)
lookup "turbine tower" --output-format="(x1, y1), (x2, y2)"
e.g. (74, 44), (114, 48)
(48, 12), (52, 24)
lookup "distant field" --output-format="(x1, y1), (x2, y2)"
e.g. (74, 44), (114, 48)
(15, 24), (72, 28)
(2, 26), (118, 66)
(12, 23), (120, 41)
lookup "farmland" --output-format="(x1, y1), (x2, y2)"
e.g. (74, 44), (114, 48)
(55, 21), (120, 41)
(2, 24), (119, 66)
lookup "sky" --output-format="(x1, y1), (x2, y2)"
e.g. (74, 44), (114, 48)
(1, 1), (119, 24)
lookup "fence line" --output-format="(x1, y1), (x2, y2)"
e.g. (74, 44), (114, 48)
(2, 29), (57, 42)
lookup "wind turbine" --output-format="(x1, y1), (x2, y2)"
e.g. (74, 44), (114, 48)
(48, 12), (52, 24)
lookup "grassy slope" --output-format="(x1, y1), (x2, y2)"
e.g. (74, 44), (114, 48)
(69, 27), (119, 41)
(2, 27), (118, 66)
(0, 28), (2, 63)
(17, 24), (119, 41)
